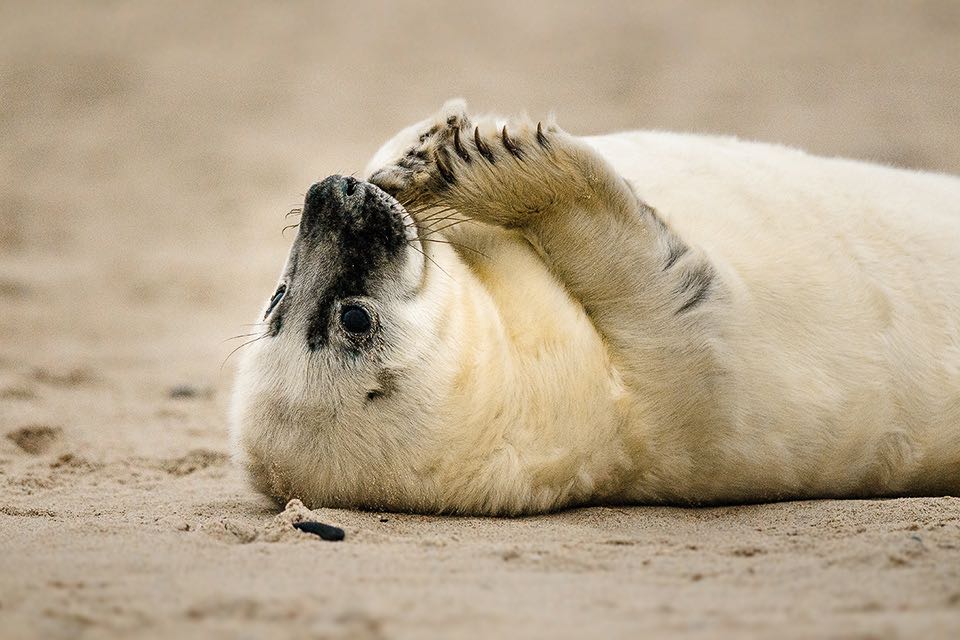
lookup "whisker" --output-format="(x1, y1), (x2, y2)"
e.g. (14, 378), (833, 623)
(420, 238), (490, 259)
(407, 204), (455, 215)
(417, 210), (464, 229)
(418, 205), (457, 216)
(403, 205), (454, 222)
(220, 334), (268, 372)
(420, 218), (469, 239)
(405, 209), (461, 232)
(282, 223), (300, 236)
(421, 218), (467, 235)
(407, 242), (452, 279)
(221, 332), (265, 343)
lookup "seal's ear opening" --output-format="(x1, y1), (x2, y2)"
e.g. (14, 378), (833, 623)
(263, 284), (286, 320)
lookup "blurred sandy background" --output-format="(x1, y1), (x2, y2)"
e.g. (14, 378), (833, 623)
(1, 1), (959, 638)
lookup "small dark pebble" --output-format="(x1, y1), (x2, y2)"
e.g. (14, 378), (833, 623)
(168, 385), (199, 399)
(293, 520), (345, 541)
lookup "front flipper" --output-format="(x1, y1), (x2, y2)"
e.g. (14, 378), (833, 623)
(369, 100), (636, 230)
(369, 101), (724, 331)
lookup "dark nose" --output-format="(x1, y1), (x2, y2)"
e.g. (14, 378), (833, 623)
(301, 175), (365, 234)
(305, 175), (363, 210)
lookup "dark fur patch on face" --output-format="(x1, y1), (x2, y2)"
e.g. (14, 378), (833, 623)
(366, 368), (400, 402)
(264, 245), (301, 336)
(292, 176), (408, 351)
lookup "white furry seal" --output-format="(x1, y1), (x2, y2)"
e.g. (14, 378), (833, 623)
(230, 100), (960, 515)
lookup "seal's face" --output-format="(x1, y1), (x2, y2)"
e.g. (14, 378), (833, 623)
(231, 174), (461, 511)
(263, 175), (421, 355)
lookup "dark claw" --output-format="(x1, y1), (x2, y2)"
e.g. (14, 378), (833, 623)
(452, 127), (471, 163)
(435, 148), (456, 185)
(501, 126), (523, 158)
(475, 126), (495, 163)
(536, 121), (549, 148)
(419, 125), (439, 143)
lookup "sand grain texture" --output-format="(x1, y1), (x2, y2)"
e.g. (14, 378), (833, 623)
(2, 2), (959, 638)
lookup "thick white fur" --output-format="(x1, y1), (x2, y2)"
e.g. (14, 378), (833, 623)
(231, 100), (960, 514)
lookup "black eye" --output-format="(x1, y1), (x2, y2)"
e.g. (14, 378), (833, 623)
(264, 284), (286, 318)
(340, 305), (371, 334)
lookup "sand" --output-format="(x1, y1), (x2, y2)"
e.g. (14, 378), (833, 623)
(1, 1), (959, 638)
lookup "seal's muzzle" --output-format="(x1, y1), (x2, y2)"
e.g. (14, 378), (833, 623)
(299, 175), (407, 256)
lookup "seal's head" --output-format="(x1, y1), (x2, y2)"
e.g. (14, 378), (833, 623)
(230, 173), (460, 512)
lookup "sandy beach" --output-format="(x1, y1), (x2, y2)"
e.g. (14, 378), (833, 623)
(2, 2), (959, 638)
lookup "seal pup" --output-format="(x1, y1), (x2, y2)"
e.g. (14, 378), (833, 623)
(231, 99), (960, 514)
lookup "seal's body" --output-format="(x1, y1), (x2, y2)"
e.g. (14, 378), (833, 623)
(231, 101), (960, 514)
